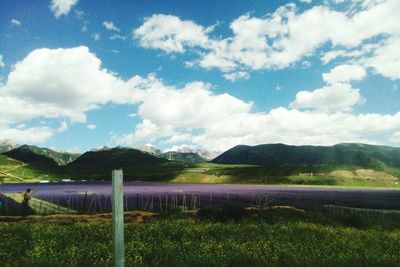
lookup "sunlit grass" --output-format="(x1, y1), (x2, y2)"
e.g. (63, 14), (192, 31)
(1, 208), (399, 266)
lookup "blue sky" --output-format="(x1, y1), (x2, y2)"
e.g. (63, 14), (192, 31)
(0, 0), (399, 153)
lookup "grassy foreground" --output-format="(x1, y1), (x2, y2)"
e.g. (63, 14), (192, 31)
(1, 208), (399, 267)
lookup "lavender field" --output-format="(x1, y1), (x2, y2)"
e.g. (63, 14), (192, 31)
(1, 182), (399, 215)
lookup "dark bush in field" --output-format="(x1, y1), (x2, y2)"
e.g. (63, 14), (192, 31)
(337, 214), (365, 229)
(197, 204), (246, 222)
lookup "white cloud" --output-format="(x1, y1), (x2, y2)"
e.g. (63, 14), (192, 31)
(92, 33), (101, 41)
(0, 46), (143, 125)
(10, 19), (21, 26)
(299, 0), (312, 3)
(50, 0), (78, 18)
(223, 71), (250, 82)
(110, 34), (127, 41)
(113, 81), (253, 146)
(323, 64), (366, 84)
(86, 124), (97, 130)
(0, 55), (4, 68)
(103, 21), (120, 32)
(290, 83), (363, 112)
(57, 121), (68, 132)
(0, 125), (55, 144)
(321, 50), (347, 64)
(134, 1), (400, 78)
(137, 81), (252, 128)
(362, 36), (400, 80)
(133, 14), (213, 53)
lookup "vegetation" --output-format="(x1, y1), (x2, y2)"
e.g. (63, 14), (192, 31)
(170, 163), (400, 187)
(1, 208), (399, 266)
(1, 143), (400, 187)
(212, 143), (400, 167)
(3, 145), (80, 166)
(0, 155), (68, 183)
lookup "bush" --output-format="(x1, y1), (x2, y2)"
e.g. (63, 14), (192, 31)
(337, 214), (365, 229)
(197, 204), (246, 222)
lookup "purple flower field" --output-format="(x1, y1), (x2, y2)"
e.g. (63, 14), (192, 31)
(1, 181), (399, 215)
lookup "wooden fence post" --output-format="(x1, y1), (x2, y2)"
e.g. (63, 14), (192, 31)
(112, 169), (124, 267)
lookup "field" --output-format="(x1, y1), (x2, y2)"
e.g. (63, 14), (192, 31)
(1, 154), (400, 188)
(1, 207), (399, 267)
(0, 155), (69, 183)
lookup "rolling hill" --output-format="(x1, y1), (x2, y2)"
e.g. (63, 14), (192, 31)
(64, 147), (185, 180)
(68, 147), (167, 168)
(3, 145), (80, 166)
(212, 143), (400, 168)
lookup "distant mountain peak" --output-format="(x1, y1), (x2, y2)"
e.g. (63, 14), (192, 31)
(168, 145), (221, 160)
(136, 144), (161, 155)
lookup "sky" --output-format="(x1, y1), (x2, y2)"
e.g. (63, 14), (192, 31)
(0, 0), (399, 153)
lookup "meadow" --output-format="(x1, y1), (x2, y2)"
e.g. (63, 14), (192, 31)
(1, 207), (399, 267)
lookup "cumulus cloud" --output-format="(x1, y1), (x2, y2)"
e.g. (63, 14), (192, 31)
(323, 64), (367, 84)
(50, 0), (78, 18)
(134, 0), (400, 80)
(0, 125), (55, 144)
(0, 46), (150, 145)
(11, 19), (21, 26)
(133, 14), (213, 53)
(103, 21), (120, 32)
(290, 83), (363, 112)
(362, 36), (400, 80)
(137, 81), (252, 128)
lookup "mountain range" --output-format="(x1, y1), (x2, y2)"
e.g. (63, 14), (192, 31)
(212, 143), (400, 167)
(1, 142), (400, 183)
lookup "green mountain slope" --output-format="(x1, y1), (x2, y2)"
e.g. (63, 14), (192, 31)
(3, 145), (80, 166)
(64, 147), (185, 180)
(212, 143), (400, 168)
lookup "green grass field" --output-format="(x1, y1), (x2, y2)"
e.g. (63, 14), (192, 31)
(1, 207), (399, 267)
(0, 155), (68, 183)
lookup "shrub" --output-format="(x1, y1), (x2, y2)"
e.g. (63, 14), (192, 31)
(197, 204), (246, 222)
(337, 214), (365, 229)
